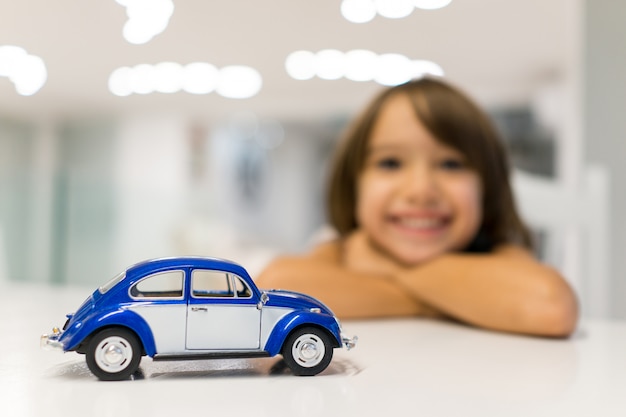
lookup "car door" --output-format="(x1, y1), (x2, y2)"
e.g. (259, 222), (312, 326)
(127, 269), (187, 353)
(186, 268), (261, 350)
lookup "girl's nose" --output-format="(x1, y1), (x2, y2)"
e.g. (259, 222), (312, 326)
(400, 165), (439, 204)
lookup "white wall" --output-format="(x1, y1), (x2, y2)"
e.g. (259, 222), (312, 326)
(112, 116), (191, 271)
(584, 1), (626, 318)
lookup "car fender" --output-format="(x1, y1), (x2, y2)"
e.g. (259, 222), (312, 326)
(263, 311), (342, 356)
(64, 308), (157, 356)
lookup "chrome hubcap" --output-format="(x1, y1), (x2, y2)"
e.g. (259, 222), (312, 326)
(104, 344), (124, 364)
(292, 334), (325, 368)
(95, 336), (133, 373)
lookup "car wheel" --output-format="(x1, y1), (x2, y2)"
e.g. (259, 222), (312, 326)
(86, 328), (142, 381)
(282, 327), (333, 376)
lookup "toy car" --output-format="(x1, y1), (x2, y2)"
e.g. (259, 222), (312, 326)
(41, 257), (356, 380)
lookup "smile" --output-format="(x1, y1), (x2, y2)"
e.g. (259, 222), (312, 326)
(388, 215), (450, 234)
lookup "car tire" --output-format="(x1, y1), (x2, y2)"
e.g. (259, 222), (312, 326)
(86, 328), (142, 381)
(281, 326), (333, 376)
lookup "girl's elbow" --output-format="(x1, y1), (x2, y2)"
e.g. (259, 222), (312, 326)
(527, 278), (579, 337)
(538, 297), (578, 337)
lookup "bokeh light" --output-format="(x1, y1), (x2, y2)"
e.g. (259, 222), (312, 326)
(341, 0), (377, 23)
(109, 62), (262, 99)
(413, 0), (453, 10)
(341, 0), (452, 22)
(216, 66), (263, 99)
(316, 49), (346, 80)
(285, 49), (444, 86)
(183, 62), (218, 94)
(285, 50), (317, 80)
(117, 0), (174, 45)
(153, 62), (184, 94)
(0, 45), (47, 96)
(344, 49), (378, 81)
(375, 0), (414, 19)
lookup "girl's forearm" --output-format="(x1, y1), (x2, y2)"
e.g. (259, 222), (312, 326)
(395, 247), (579, 337)
(256, 256), (426, 319)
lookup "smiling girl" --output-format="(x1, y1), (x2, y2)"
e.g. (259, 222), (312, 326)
(257, 78), (578, 337)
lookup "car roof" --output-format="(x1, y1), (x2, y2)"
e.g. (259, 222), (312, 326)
(125, 257), (250, 279)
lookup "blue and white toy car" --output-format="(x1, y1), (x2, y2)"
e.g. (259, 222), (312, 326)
(41, 257), (357, 380)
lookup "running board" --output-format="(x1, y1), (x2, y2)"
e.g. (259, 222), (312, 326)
(153, 351), (271, 361)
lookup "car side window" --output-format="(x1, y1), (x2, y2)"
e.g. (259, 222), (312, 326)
(192, 269), (233, 298)
(130, 270), (184, 299)
(234, 275), (252, 298)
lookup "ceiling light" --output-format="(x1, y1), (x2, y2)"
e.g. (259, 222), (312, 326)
(341, 0), (452, 23)
(129, 64), (156, 94)
(109, 62), (262, 98)
(341, 0), (377, 23)
(285, 49), (444, 86)
(344, 49), (378, 81)
(183, 62), (218, 94)
(108, 66), (133, 96)
(316, 49), (345, 80)
(0, 45), (47, 96)
(285, 50), (316, 81)
(118, 0), (174, 45)
(216, 66), (263, 99)
(153, 62), (183, 93)
(413, 0), (453, 10)
(411, 60), (444, 77)
(375, 53), (413, 86)
(375, 0), (414, 19)
(0, 45), (25, 77)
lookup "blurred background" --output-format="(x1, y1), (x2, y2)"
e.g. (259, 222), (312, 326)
(0, 0), (623, 319)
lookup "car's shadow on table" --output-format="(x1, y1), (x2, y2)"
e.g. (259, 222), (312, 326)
(46, 357), (362, 381)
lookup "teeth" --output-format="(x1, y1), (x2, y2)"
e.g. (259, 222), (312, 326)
(397, 217), (443, 229)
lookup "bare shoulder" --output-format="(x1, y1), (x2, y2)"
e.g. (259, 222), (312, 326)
(268, 240), (341, 265)
(492, 243), (536, 259)
(309, 239), (342, 262)
(255, 240), (342, 288)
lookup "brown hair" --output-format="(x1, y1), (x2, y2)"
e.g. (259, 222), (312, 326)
(326, 77), (532, 250)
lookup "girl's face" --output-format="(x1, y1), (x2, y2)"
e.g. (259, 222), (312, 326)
(356, 94), (483, 265)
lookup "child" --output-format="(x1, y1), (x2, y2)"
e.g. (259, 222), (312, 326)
(257, 78), (578, 337)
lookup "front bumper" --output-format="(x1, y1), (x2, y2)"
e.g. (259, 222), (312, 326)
(342, 334), (358, 350)
(40, 327), (64, 351)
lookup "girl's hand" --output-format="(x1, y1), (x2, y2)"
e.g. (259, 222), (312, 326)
(342, 229), (406, 278)
(342, 229), (445, 318)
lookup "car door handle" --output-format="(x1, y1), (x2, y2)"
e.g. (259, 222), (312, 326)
(191, 307), (208, 312)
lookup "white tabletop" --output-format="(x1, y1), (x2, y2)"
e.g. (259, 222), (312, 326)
(1, 281), (624, 416)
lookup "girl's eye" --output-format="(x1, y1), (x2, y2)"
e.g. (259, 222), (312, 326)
(439, 158), (465, 170)
(376, 157), (402, 170)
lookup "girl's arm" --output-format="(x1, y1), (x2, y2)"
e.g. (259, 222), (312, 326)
(257, 232), (578, 337)
(255, 241), (437, 319)
(395, 245), (579, 337)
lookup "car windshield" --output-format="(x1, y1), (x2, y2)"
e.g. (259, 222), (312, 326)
(99, 271), (126, 294)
